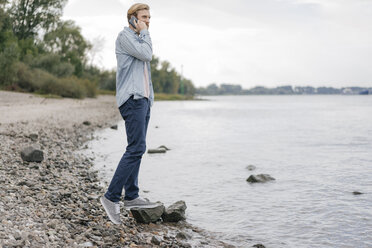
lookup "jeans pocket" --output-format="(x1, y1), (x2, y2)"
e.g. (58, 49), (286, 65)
(119, 96), (134, 116)
(132, 97), (148, 110)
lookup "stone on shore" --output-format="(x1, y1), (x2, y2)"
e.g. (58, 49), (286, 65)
(148, 145), (171, 154)
(353, 191), (363, 195)
(130, 205), (165, 224)
(147, 147), (167, 154)
(20, 145), (44, 163)
(151, 235), (162, 245)
(80, 241), (94, 247)
(162, 201), (187, 222)
(29, 133), (38, 141)
(110, 124), (118, 130)
(158, 145), (171, 150)
(176, 231), (191, 240)
(246, 165), (256, 171)
(253, 244), (266, 248)
(246, 174), (275, 183)
(83, 121), (91, 126)
(180, 241), (192, 248)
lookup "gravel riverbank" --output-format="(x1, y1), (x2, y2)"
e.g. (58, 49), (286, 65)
(0, 91), (233, 248)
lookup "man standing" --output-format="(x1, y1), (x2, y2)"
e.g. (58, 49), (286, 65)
(100, 3), (157, 225)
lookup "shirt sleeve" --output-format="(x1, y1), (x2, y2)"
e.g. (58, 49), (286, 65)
(119, 29), (153, 62)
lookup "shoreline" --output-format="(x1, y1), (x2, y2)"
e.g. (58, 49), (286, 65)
(0, 91), (232, 247)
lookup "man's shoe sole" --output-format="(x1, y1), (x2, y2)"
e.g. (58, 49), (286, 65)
(100, 197), (121, 225)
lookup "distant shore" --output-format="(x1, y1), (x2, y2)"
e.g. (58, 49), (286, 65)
(0, 90), (231, 247)
(98, 89), (200, 101)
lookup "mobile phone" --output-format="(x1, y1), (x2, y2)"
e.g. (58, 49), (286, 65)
(129, 16), (138, 29)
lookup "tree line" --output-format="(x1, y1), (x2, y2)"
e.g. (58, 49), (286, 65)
(197, 83), (371, 95)
(0, 0), (195, 98)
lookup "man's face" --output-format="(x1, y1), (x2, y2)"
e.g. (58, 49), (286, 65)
(136, 9), (151, 29)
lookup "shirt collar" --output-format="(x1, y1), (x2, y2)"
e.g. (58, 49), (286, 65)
(125, 26), (136, 34)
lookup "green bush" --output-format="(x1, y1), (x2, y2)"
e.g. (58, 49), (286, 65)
(53, 62), (75, 77)
(155, 93), (195, 101)
(52, 77), (86, 99)
(98, 70), (116, 91)
(17, 38), (39, 61)
(0, 42), (19, 86)
(14, 62), (40, 91)
(8, 62), (97, 98)
(38, 75), (98, 99)
(82, 66), (116, 91)
(79, 78), (97, 98)
(32, 53), (75, 77)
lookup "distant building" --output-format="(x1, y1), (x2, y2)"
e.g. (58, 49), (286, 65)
(294, 86), (316, 94)
(342, 88), (353, 95)
(359, 89), (369, 95)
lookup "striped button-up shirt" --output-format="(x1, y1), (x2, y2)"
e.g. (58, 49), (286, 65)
(115, 26), (154, 108)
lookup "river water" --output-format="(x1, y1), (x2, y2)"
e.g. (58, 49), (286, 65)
(86, 95), (372, 248)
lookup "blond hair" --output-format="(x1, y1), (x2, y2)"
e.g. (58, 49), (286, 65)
(127, 3), (150, 22)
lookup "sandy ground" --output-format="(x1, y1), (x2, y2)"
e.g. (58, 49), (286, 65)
(0, 90), (120, 128)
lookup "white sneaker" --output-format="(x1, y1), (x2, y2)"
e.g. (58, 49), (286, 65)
(100, 195), (121, 224)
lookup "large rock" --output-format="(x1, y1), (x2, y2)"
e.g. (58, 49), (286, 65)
(246, 174), (275, 183)
(130, 204), (165, 224)
(162, 200), (187, 222)
(253, 244), (266, 248)
(20, 146), (44, 163)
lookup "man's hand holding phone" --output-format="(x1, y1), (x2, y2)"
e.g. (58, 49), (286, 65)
(136, 20), (147, 31)
(129, 16), (147, 32)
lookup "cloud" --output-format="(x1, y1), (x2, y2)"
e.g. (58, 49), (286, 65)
(63, 0), (372, 87)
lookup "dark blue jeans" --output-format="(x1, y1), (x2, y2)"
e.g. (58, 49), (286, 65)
(104, 96), (150, 202)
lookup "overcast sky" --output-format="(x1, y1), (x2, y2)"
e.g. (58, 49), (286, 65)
(63, 0), (372, 88)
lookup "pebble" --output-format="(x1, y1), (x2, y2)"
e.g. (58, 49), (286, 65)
(20, 145), (44, 163)
(80, 241), (94, 247)
(151, 235), (162, 245)
(246, 165), (256, 171)
(176, 231), (189, 240)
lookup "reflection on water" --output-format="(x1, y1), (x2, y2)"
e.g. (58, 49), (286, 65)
(86, 95), (372, 247)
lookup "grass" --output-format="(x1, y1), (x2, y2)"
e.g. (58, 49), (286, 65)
(2, 86), (203, 101)
(33, 93), (63, 99)
(0, 87), (63, 99)
(154, 93), (195, 101)
(97, 90), (200, 101)
(98, 89), (116, 95)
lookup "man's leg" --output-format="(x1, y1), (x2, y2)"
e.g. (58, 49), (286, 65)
(123, 99), (151, 200)
(104, 97), (149, 202)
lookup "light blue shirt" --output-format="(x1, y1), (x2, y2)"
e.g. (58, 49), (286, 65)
(115, 26), (154, 108)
